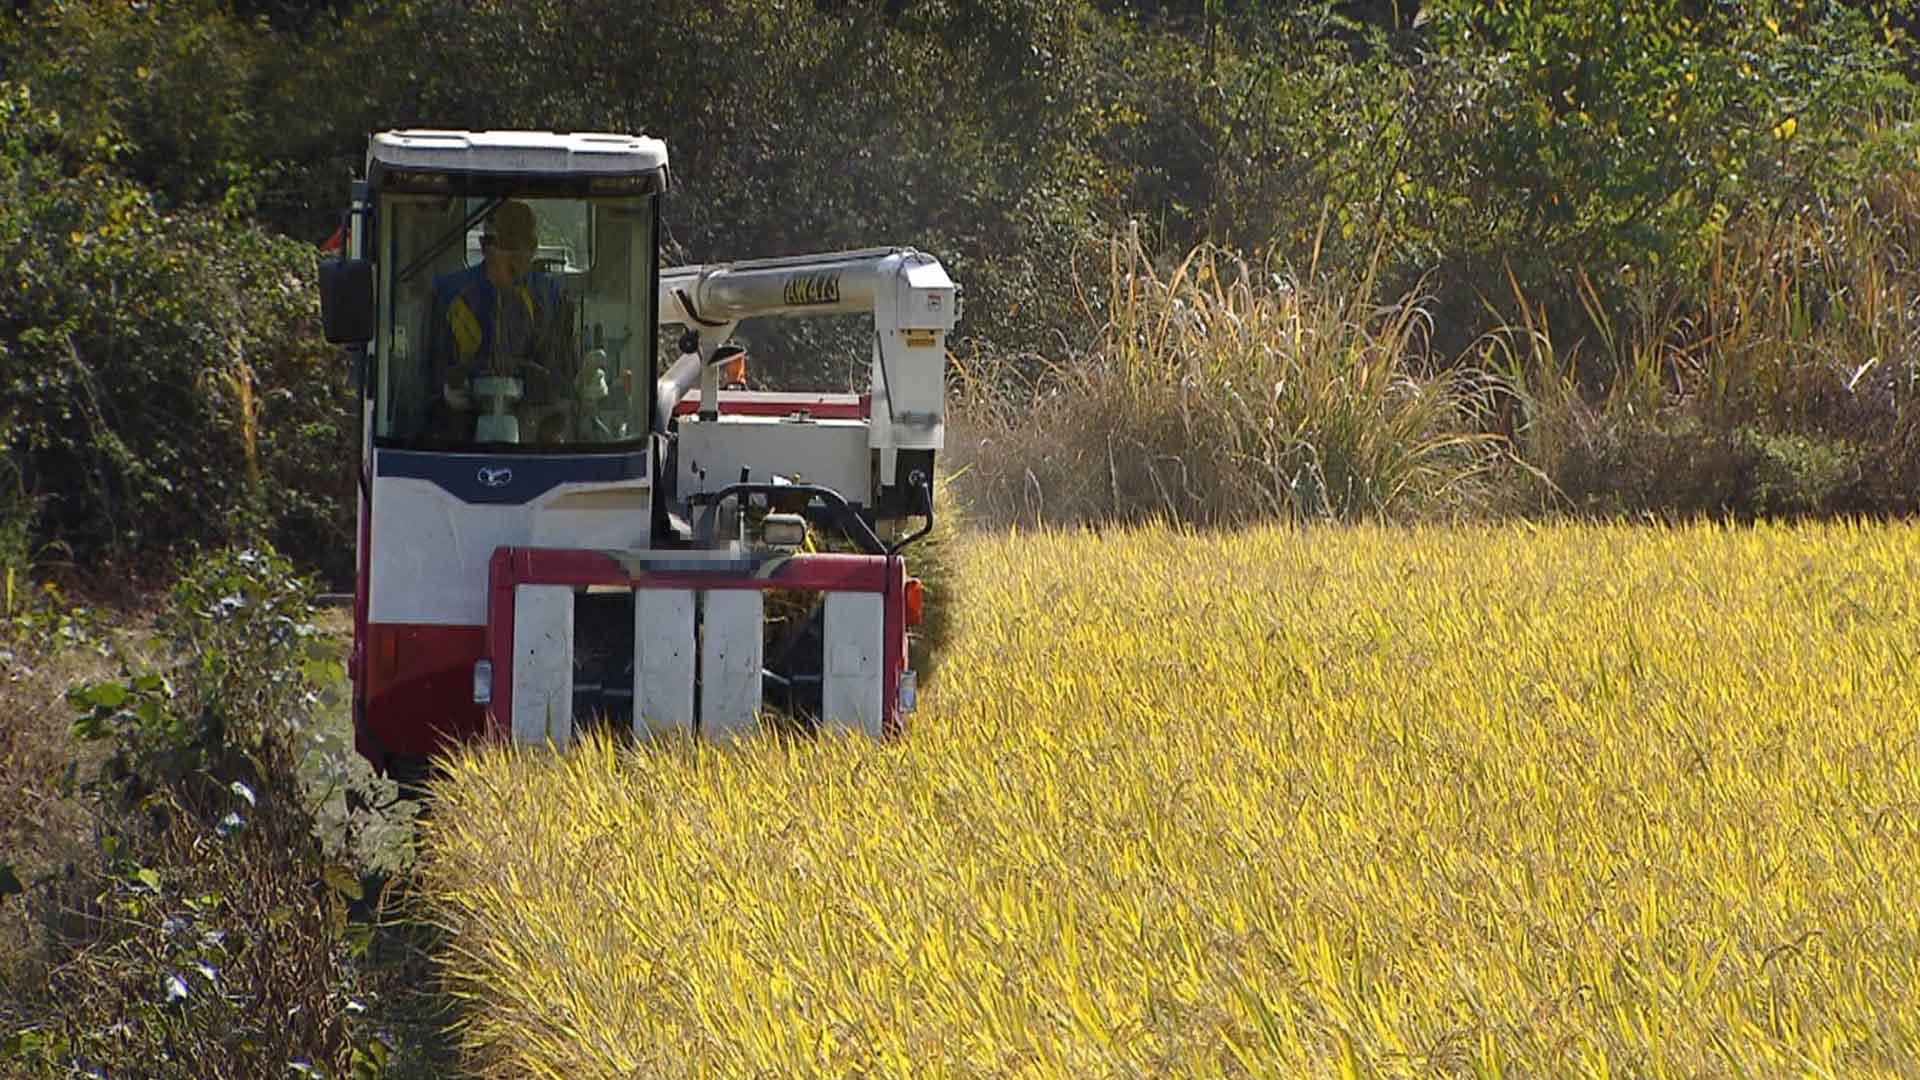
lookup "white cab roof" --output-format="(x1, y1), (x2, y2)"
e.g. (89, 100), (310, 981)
(369, 130), (669, 177)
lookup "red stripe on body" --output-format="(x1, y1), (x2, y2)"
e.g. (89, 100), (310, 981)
(670, 391), (870, 420)
(882, 554), (906, 737)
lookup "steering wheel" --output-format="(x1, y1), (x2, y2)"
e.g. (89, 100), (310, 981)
(515, 354), (610, 441)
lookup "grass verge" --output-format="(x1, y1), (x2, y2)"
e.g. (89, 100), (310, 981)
(0, 549), (462, 1078)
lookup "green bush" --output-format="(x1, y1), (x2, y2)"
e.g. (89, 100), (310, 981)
(1479, 182), (1920, 520)
(1387, 1), (1915, 344)
(0, 83), (355, 581)
(1, 545), (391, 1079)
(0, 0), (305, 215)
(333, 0), (1113, 358)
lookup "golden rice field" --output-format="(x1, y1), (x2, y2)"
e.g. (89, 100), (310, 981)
(421, 521), (1920, 1079)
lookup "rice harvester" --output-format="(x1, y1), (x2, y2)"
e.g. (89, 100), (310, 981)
(318, 130), (955, 785)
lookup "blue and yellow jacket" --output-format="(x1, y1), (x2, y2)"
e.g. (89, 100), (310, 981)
(428, 263), (570, 381)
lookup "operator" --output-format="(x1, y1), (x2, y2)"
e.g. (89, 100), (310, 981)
(426, 199), (578, 441)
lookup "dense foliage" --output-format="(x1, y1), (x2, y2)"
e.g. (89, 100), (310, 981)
(2, 0), (1917, 582)
(0, 83), (354, 582)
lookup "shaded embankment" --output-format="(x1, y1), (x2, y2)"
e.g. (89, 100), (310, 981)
(421, 521), (1920, 1078)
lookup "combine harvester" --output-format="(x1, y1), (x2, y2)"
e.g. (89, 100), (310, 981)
(318, 130), (956, 787)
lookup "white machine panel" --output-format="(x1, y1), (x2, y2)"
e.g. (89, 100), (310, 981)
(823, 592), (885, 737)
(676, 416), (870, 504)
(369, 476), (650, 625)
(634, 589), (695, 739)
(700, 590), (763, 740)
(512, 585), (574, 747)
(370, 129), (668, 179)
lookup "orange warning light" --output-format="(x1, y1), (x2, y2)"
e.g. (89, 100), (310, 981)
(904, 577), (925, 627)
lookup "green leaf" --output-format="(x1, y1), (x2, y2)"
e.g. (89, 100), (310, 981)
(135, 866), (162, 892)
(322, 863), (363, 902)
(83, 680), (128, 708)
(134, 698), (165, 727)
(1, 1027), (48, 1059)
(344, 921), (375, 958)
(350, 1033), (392, 1079)
(68, 711), (108, 741)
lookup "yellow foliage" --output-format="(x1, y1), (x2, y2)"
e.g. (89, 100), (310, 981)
(422, 520), (1920, 1078)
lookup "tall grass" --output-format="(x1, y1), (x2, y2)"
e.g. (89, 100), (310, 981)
(0, 449), (36, 612)
(419, 519), (1920, 1078)
(950, 228), (1504, 528)
(955, 166), (1920, 529)
(1479, 174), (1920, 517)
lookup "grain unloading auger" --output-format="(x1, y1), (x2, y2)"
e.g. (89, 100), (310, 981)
(317, 130), (956, 786)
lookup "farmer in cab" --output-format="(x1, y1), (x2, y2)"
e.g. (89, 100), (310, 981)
(428, 199), (576, 440)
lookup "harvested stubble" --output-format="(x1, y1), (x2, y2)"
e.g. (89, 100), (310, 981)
(421, 520), (1920, 1078)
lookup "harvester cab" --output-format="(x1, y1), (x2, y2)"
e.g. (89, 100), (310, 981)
(318, 130), (956, 783)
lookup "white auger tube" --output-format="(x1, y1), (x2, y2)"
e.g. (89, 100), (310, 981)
(657, 247), (959, 479)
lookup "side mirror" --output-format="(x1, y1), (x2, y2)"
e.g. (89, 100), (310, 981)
(319, 258), (375, 344)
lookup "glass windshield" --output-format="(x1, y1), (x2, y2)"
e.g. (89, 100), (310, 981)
(375, 193), (654, 449)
